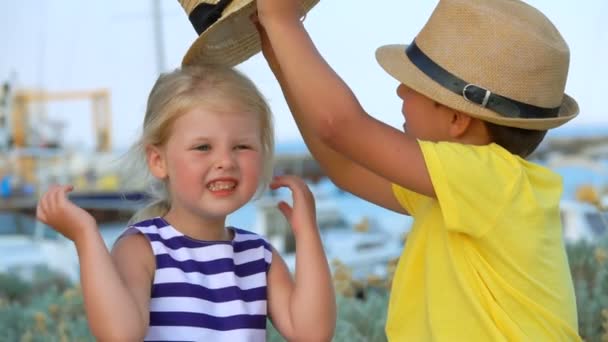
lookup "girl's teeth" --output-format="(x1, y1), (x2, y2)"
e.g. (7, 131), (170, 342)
(208, 181), (235, 191)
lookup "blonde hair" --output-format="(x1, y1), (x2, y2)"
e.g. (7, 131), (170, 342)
(126, 64), (274, 224)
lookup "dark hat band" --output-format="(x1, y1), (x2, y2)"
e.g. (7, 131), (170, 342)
(189, 0), (233, 35)
(405, 41), (560, 119)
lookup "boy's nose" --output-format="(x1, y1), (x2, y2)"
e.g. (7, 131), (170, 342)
(396, 84), (408, 99)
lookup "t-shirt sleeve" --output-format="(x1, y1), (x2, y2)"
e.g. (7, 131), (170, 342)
(419, 141), (521, 237)
(392, 182), (427, 215)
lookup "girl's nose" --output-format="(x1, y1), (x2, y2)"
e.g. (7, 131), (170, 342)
(214, 149), (236, 170)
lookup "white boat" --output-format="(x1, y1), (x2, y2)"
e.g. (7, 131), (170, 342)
(0, 212), (79, 282)
(253, 193), (405, 281)
(560, 199), (608, 243)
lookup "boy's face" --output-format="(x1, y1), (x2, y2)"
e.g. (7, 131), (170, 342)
(396, 84), (454, 142)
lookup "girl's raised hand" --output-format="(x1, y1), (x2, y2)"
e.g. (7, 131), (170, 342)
(269, 175), (317, 234)
(36, 185), (97, 243)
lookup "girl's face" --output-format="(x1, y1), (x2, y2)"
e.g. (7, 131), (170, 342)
(396, 84), (453, 142)
(153, 104), (264, 228)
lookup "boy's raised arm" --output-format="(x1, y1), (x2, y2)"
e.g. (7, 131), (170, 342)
(255, 20), (407, 214)
(256, 1), (434, 198)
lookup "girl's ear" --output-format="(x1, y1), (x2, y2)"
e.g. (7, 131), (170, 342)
(146, 145), (168, 179)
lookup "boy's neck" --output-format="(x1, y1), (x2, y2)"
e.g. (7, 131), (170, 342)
(453, 117), (493, 146)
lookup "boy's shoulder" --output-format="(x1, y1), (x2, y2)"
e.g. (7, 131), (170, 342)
(428, 141), (536, 162)
(420, 140), (561, 189)
(424, 140), (518, 161)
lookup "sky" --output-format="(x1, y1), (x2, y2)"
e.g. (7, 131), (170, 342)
(1, 0), (607, 150)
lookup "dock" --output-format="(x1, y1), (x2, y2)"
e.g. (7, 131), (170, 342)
(0, 191), (149, 223)
(0, 152), (328, 223)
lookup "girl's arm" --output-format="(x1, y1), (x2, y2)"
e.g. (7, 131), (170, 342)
(266, 175), (336, 341)
(256, 2), (434, 198)
(37, 185), (153, 341)
(255, 19), (407, 215)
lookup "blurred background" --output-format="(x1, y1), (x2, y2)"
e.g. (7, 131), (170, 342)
(1, 1), (607, 341)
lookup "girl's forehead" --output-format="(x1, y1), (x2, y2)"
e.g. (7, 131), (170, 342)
(189, 99), (258, 117)
(196, 94), (249, 110)
(198, 107), (260, 124)
(170, 106), (261, 136)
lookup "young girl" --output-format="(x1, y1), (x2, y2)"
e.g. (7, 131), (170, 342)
(36, 64), (336, 341)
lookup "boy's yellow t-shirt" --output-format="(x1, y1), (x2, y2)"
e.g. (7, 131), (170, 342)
(387, 141), (580, 341)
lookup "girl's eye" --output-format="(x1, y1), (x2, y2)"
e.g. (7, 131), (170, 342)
(195, 144), (211, 151)
(235, 144), (251, 150)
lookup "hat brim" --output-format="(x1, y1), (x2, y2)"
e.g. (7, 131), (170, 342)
(376, 44), (579, 130)
(183, 0), (319, 67)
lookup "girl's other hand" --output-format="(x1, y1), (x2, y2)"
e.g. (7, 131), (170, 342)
(269, 175), (317, 234)
(36, 185), (97, 243)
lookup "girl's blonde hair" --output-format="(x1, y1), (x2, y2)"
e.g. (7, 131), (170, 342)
(126, 64), (274, 224)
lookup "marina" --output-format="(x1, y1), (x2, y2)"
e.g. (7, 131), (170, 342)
(2, 150), (608, 285)
(1, 78), (608, 282)
(0, 78), (415, 282)
(1, 67), (608, 289)
(1, 1), (606, 340)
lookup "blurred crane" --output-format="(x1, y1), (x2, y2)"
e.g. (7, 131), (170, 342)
(0, 87), (112, 191)
(10, 88), (112, 152)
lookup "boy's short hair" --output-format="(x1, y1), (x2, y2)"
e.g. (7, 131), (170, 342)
(375, 0), (579, 132)
(484, 122), (547, 158)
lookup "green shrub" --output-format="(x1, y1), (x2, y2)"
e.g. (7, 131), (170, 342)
(3, 242), (608, 341)
(0, 267), (91, 342)
(0, 288), (92, 341)
(0, 272), (31, 302)
(267, 289), (389, 342)
(567, 237), (608, 342)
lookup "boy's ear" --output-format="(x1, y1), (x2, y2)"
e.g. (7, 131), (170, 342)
(448, 110), (473, 138)
(146, 145), (168, 179)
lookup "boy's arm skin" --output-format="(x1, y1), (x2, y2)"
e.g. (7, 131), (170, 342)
(266, 175), (336, 341)
(255, 3), (435, 199)
(255, 20), (407, 215)
(37, 185), (153, 341)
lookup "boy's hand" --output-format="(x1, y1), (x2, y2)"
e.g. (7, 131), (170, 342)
(253, 14), (279, 73)
(256, 0), (302, 25)
(270, 175), (317, 234)
(36, 185), (97, 243)
(252, 14), (280, 74)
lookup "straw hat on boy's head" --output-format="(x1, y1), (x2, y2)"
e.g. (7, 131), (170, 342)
(376, 0), (578, 130)
(178, 0), (319, 67)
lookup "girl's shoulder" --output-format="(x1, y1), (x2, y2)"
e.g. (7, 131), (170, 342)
(231, 227), (266, 239)
(231, 227), (272, 247)
(230, 227), (273, 270)
(128, 217), (167, 231)
(115, 217), (168, 244)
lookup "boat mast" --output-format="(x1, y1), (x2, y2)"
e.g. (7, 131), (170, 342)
(0, 72), (16, 152)
(151, 0), (167, 74)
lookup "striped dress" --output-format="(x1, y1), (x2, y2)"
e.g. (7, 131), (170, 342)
(125, 217), (273, 342)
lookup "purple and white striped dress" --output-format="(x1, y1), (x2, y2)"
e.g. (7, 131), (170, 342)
(125, 217), (273, 342)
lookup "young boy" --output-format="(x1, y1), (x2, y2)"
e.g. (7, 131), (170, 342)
(254, 0), (581, 340)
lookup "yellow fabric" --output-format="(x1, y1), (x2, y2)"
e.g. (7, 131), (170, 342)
(386, 141), (580, 341)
